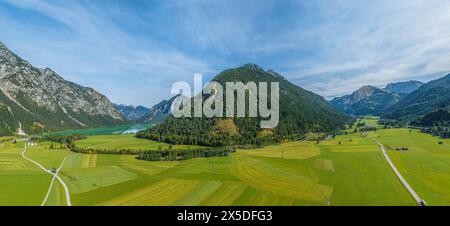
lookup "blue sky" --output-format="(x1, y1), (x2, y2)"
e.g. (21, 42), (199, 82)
(1, 0), (450, 107)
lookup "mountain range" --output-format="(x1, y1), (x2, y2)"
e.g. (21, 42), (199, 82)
(113, 104), (150, 121)
(0, 42), (123, 135)
(384, 81), (424, 94)
(137, 64), (350, 146)
(384, 73), (450, 121)
(135, 95), (180, 124)
(2, 40), (449, 138)
(330, 81), (423, 116)
(113, 95), (179, 124)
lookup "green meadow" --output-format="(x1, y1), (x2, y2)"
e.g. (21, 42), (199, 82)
(0, 141), (55, 206)
(0, 132), (425, 206)
(360, 117), (383, 128)
(74, 134), (200, 151)
(367, 129), (450, 205)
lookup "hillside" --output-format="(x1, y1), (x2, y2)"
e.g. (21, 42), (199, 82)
(384, 73), (450, 121)
(113, 104), (149, 121)
(0, 42), (123, 135)
(137, 64), (350, 146)
(330, 86), (402, 116)
(384, 81), (424, 94)
(136, 95), (180, 124)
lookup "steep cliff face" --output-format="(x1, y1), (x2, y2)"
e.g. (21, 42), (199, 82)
(0, 42), (123, 135)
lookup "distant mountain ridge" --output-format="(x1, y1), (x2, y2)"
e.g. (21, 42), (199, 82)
(136, 95), (180, 124)
(0, 42), (123, 135)
(384, 74), (450, 121)
(113, 104), (150, 121)
(138, 64), (350, 146)
(330, 86), (402, 116)
(330, 80), (424, 116)
(384, 81), (424, 94)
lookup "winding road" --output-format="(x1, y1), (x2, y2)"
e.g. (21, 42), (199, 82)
(21, 143), (72, 206)
(370, 137), (426, 206)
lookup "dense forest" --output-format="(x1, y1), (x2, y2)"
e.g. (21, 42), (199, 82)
(137, 147), (233, 161)
(411, 109), (450, 138)
(137, 64), (350, 146)
(383, 73), (450, 121)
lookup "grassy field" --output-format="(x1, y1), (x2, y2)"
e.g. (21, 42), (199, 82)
(367, 129), (450, 205)
(2, 127), (449, 206)
(70, 133), (416, 206)
(0, 141), (57, 206)
(360, 117), (383, 128)
(74, 134), (200, 151)
(0, 131), (418, 206)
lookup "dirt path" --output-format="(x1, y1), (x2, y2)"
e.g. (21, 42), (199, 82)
(21, 143), (72, 206)
(370, 137), (425, 206)
(41, 156), (68, 206)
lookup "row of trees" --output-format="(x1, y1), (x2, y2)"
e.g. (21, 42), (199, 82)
(420, 127), (450, 139)
(41, 134), (236, 162)
(69, 143), (234, 162)
(137, 147), (234, 161)
(69, 144), (144, 155)
(42, 134), (86, 144)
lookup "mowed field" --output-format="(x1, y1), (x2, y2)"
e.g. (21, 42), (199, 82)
(360, 117), (384, 128)
(0, 141), (61, 206)
(74, 134), (200, 151)
(0, 132), (421, 206)
(367, 129), (450, 205)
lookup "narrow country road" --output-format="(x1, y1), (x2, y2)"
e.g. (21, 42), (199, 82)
(41, 156), (68, 206)
(369, 137), (425, 206)
(21, 143), (72, 206)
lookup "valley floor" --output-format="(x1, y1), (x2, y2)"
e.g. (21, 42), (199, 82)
(0, 129), (449, 206)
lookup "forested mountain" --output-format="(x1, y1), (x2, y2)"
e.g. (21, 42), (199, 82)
(384, 73), (450, 121)
(0, 42), (123, 135)
(330, 86), (402, 116)
(136, 95), (179, 124)
(412, 109), (450, 127)
(113, 104), (149, 121)
(137, 64), (350, 146)
(384, 81), (424, 94)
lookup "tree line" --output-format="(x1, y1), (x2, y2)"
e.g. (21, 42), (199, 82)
(42, 134), (235, 162)
(137, 147), (234, 161)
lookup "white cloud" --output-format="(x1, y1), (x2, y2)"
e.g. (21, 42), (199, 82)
(281, 0), (450, 96)
(1, 0), (215, 106)
(1, 0), (450, 104)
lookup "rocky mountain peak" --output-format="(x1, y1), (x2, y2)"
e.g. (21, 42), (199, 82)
(0, 41), (123, 134)
(243, 63), (263, 71)
(330, 84), (401, 116)
(267, 69), (286, 80)
(353, 85), (382, 100)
